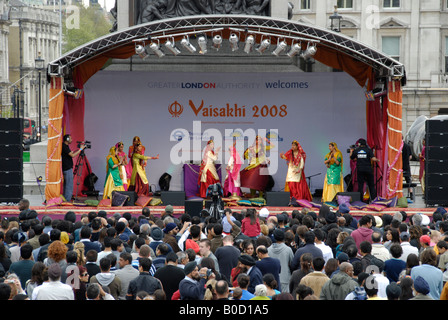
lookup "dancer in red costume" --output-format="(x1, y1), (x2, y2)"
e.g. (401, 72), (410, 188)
(280, 140), (312, 201)
(198, 139), (221, 198)
(224, 143), (242, 199)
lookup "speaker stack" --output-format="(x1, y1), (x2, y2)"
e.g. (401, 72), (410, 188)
(425, 119), (448, 207)
(0, 118), (23, 203)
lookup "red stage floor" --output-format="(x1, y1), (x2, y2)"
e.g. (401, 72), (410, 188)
(0, 204), (442, 222)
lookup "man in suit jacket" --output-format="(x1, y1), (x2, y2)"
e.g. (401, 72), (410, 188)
(238, 254), (263, 294)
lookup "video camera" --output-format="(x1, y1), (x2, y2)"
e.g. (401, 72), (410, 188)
(77, 140), (92, 149)
(346, 145), (356, 153)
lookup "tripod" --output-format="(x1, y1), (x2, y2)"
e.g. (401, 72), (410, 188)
(73, 150), (98, 201)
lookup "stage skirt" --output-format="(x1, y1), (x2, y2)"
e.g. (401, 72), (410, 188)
(128, 173), (149, 197)
(199, 169), (220, 198)
(288, 180), (312, 201)
(103, 173), (125, 199)
(240, 164), (269, 191)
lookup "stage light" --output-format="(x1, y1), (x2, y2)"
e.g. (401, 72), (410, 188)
(197, 35), (208, 54)
(135, 44), (148, 59)
(212, 35), (222, 50)
(181, 36), (196, 53)
(149, 41), (165, 58)
(256, 38), (271, 54)
(272, 39), (287, 56)
(164, 38), (181, 55)
(300, 42), (317, 60)
(229, 33), (239, 51)
(287, 42), (301, 57)
(243, 35), (255, 54)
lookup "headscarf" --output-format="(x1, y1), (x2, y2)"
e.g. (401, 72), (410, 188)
(245, 135), (265, 160)
(106, 146), (119, 173)
(228, 143), (242, 181)
(202, 139), (215, 164)
(325, 142), (343, 166)
(283, 140), (305, 166)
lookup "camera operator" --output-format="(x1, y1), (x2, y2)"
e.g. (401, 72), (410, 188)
(349, 138), (379, 202)
(62, 134), (85, 202)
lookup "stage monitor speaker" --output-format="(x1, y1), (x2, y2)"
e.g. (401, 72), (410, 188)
(0, 131), (22, 145)
(0, 144), (23, 159)
(265, 191), (290, 206)
(426, 133), (448, 147)
(185, 199), (203, 217)
(112, 191), (138, 206)
(426, 146), (448, 160)
(0, 118), (22, 131)
(0, 185), (23, 203)
(0, 171), (23, 185)
(161, 191), (185, 206)
(332, 192), (361, 203)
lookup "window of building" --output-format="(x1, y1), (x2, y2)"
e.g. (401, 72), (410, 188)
(382, 36), (400, 61)
(383, 0), (400, 8)
(301, 0), (311, 10)
(445, 37), (448, 73)
(337, 0), (353, 9)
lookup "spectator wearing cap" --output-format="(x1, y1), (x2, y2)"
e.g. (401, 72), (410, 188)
(411, 249), (443, 299)
(34, 263), (74, 300)
(410, 276), (434, 300)
(419, 235), (432, 251)
(163, 222), (180, 253)
(149, 226), (172, 253)
(178, 261), (213, 300)
(238, 254), (263, 294)
(386, 282), (402, 300)
(9, 231), (28, 263)
(291, 230), (323, 272)
(268, 228), (294, 293)
(399, 231), (419, 263)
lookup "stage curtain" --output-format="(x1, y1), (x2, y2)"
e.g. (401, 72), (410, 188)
(385, 80), (403, 199)
(366, 77), (385, 197)
(314, 46), (373, 88)
(45, 77), (64, 201)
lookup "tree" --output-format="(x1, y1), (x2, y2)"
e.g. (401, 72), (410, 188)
(63, 4), (112, 54)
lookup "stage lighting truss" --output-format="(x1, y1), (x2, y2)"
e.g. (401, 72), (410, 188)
(131, 27), (320, 60)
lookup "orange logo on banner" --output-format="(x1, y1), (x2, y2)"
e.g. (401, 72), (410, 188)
(169, 101), (183, 117)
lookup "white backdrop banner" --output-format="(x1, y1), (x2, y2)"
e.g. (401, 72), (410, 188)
(84, 71), (366, 195)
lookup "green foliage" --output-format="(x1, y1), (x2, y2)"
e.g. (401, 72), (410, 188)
(63, 4), (112, 54)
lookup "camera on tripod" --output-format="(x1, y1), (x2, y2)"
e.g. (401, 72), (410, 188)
(346, 145), (356, 153)
(77, 140), (91, 149)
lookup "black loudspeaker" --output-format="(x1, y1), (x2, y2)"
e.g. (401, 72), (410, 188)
(425, 120), (448, 206)
(426, 146), (448, 160)
(0, 186), (23, 202)
(185, 199), (203, 217)
(113, 191), (138, 206)
(161, 191), (185, 206)
(0, 131), (22, 145)
(0, 118), (23, 203)
(265, 191), (290, 206)
(159, 173), (172, 191)
(332, 192), (361, 203)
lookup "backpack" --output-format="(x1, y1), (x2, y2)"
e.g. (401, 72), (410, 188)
(352, 286), (367, 300)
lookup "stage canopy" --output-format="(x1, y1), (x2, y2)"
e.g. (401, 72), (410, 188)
(44, 14), (406, 202)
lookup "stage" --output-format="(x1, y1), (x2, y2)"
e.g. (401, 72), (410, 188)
(0, 193), (442, 222)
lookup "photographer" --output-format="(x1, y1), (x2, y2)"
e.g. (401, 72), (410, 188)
(350, 139), (379, 202)
(62, 134), (85, 202)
